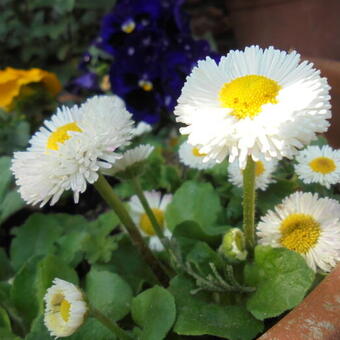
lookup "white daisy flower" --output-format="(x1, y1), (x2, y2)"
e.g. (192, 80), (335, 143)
(178, 141), (217, 170)
(128, 191), (173, 251)
(11, 95), (134, 206)
(103, 144), (154, 178)
(132, 121), (152, 137)
(257, 192), (340, 272)
(228, 157), (278, 191)
(175, 46), (331, 169)
(44, 278), (87, 338)
(295, 145), (340, 189)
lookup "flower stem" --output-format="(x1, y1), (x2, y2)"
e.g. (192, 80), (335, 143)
(94, 174), (169, 286)
(130, 177), (166, 242)
(242, 156), (256, 255)
(90, 307), (133, 340)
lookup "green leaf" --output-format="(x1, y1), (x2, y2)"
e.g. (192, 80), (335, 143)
(10, 214), (63, 270)
(131, 286), (176, 340)
(165, 181), (222, 230)
(173, 221), (229, 256)
(68, 317), (116, 340)
(86, 269), (132, 321)
(55, 0), (75, 12)
(244, 245), (315, 320)
(0, 190), (24, 225)
(56, 231), (88, 266)
(0, 327), (21, 340)
(257, 179), (297, 214)
(225, 186), (243, 221)
(10, 256), (42, 328)
(0, 157), (11, 198)
(186, 242), (223, 275)
(0, 248), (14, 280)
(169, 275), (263, 340)
(82, 212), (119, 264)
(0, 306), (11, 330)
(26, 314), (116, 340)
(100, 237), (157, 292)
(76, 0), (115, 9)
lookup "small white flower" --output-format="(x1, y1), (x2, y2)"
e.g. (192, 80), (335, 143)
(175, 46), (331, 169)
(228, 157), (278, 191)
(178, 141), (217, 170)
(132, 121), (152, 137)
(11, 95), (134, 206)
(103, 144), (154, 177)
(128, 191), (173, 251)
(257, 192), (340, 272)
(295, 145), (340, 188)
(44, 278), (87, 338)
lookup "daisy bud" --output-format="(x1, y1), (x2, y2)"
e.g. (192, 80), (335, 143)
(219, 228), (247, 262)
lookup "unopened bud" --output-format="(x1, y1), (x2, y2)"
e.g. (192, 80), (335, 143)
(219, 228), (247, 262)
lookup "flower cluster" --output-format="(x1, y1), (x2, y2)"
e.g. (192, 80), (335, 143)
(74, 0), (219, 123)
(8, 46), (340, 340)
(0, 67), (61, 111)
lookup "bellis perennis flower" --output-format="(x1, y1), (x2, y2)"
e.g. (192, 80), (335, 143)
(104, 144), (154, 179)
(178, 141), (217, 170)
(129, 190), (173, 251)
(44, 278), (87, 338)
(175, 45), (331, 169)
(228, 157), (278, 191)
(257, 192), (340, 272)
(11, 95), (134, 206)
(295, 145), (340, 188)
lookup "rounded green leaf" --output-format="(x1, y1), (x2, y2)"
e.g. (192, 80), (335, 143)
(10, 214), (63, 270)
(244, 245), (315, 320)
(165, 181), (222, 230)
(86, 269), (133, 321)
(10, 256), (42, 328)
(131, 286), (176, 340)
(169, 275), (263, 340)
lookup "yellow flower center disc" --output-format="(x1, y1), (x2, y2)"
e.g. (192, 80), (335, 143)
(219, 75), (281, 119)
(192, 147), (207, 157)
(279, 213), (320, 254)
(121, 20), (136, 34)
(255, 161), (265, 177)
(138, 80), (153, 91)
(309, 156), (336, 174)
(47, 122), (82, 151)
(60, 299), (71, 322)
(140, 208), (164, 236)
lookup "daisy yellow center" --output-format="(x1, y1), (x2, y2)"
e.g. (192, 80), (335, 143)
(255, 161), (265, 177)
(60, 299), (71, 322)
(309, 157), (336, 174)
(140, 208), (164, 236)
(192, 147), (207, 157)
(47, 122), (82, 151)
(279, 213), (321, 254)
(219, 75), (281, 119)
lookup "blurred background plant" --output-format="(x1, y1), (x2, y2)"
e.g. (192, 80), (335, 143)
(70, 0), (227, 124)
